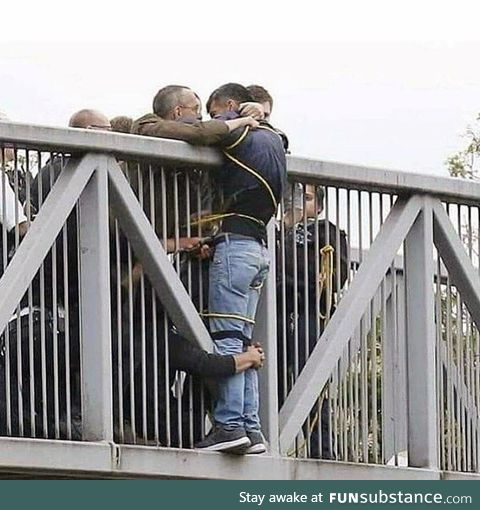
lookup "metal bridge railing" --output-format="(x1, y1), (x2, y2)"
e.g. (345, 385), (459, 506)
(1, 121), (480, 478)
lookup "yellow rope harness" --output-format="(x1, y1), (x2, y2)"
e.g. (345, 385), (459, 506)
(186, 127), (278, 233)
(285, 244), (336, 457)
(222, 151), (278, 209)
(318, 244), (334, 322)
(188, 212), (265, 228)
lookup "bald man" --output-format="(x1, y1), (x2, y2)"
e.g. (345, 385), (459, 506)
(19, 108), (114, 439)
(68, 109), (112, 130)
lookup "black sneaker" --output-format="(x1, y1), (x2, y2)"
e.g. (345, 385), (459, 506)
(195, 426), (251, 453)
(245, 430), (267, 454)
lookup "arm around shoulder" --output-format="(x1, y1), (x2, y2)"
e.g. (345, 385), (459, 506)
(131, 114), (229, 145)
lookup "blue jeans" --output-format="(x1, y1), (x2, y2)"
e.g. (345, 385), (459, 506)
(208, 234), (270, 431)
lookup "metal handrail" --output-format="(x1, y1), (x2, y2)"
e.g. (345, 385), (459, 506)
(2, 121), (480, 203)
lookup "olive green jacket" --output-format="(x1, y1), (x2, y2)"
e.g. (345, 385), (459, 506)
(131, 113), (229, 146)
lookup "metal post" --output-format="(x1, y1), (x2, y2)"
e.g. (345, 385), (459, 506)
(404, 200), (438, 469)
(382, 272), (408, 464)
(254, 220), (279, 455)
(78, 160), (113, 441)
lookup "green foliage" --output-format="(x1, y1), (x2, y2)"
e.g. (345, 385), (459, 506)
(446, 114), (480, 179)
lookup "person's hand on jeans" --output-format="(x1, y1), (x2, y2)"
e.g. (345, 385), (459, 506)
(248, 344), (265, 369)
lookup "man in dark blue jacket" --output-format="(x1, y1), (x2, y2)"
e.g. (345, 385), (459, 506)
(195, 84), (287, 454)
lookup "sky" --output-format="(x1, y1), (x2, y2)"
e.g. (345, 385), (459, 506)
(2, 1), (480, 177)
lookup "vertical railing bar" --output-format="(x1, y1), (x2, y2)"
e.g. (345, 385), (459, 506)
(345, 189), (355, 462)
(465, 207), (473, 472)
(195, 172), (205, 441)
(61, 163), (72, 439)
(390, 193), (400, 466)
(38, 152), (48, 438)
(13, 149), (24, 437)
(477, 207), (480, 472)
(75, 200), (83, 441)
(136, 163), (148, 444)
(48, 161), (60, 439)
(185, 172), (192, 294)
(435, 250), (444, 469)
(172, 169), (183, 448)
(161, 166), (171, 447)
(369, 192), (379, 463)
(114, 219), (124, 443)
(301, 185), (310, 456)
(313, 185), (322, 459)
(467, 215), (474, 467)
(380, 193), (387, 465)
(470, 206), (477, 471)
(148, 164), (159, 446)
(323, 186), (335, 460)
(443, 204), (453, 470)
(58, 154), (71, 439)
(280, 194), (288, 403)
(25, 150), (36, 438)
(357, 190), (368, 462)
(336, 188), (347, 461)
(455, 205), (464, 470)
(188, 377), (194, 448)
(185, 171), (194, 447)
(126, 240), (136, 443)
(292, 183), (299, 384)
(379, 193), (387, 463)
(459, 207), (468, 471)
(1, 146), (11, 436)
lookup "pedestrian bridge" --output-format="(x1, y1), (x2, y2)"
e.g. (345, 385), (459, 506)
(0, 122), (479, 479)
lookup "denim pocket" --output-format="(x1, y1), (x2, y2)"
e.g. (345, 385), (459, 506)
(250, 264), (269, 290)
(210, 245), (230, 287)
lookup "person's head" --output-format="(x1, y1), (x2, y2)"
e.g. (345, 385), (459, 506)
(0, 111), (14, 163)
(152, 85), (202, 121)
(246, 85), (273, 121)
(206, 83), (253, 118)
(110, 115), (133, 134)
(283, 183), (324, 226)
(304, 184), (324, 218)
(68, 109), (111, 130)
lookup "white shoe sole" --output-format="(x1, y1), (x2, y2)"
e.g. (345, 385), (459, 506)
(197, 436), (250, 452)
(246, 444), (267, 454)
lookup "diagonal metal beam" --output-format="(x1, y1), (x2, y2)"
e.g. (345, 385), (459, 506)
(432, 198), (480, 326)
(106, 157), (213, 352)
(0, 154), (97, 336)
(278, 194), (424, 452)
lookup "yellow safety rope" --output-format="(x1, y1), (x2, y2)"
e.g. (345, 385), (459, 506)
(318, 245), (335, 322)
(286, 386), (329, 457)
(222, 151), (278, 209)
(185, 125), (279, 233)
(188, 212), (265, 228)
(285, 245), (336, 457)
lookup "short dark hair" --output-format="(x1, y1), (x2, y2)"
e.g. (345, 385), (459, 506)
(246, 85), (273, 109)
(153, 85), (190, 118)
(110, 115), (133, 134)
(206, 83), (254, 113)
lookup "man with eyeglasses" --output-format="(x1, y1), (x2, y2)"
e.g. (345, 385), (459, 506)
(132, 85), (260, 145)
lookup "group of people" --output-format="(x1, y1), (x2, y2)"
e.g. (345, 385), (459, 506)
(0, 83), (347, 458)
